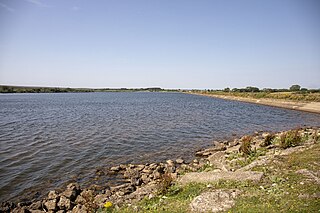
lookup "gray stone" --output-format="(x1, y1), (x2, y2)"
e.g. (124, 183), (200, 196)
(48, 190), (59, 200)
(62, 183), (80, 201)
(176, 158), (184, 164)
(0, 201), (16, 212)
(29, 201), (42, 210)
(58, 196), (72, 210)
(166, 160), (175, 167)
(110, 166), (120, 171)
(190, 189), (240, 212)
(195, 143), (226, 157)
(29, 210), (44, 213)
(12, 206), (30, 213)
(72, 204), (87, 213)
(44, 199), (57, 211)
(179, 171), (264, 185)
(94, 194), (109, 208)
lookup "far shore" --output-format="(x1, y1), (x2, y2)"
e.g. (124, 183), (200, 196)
(189, 92), (320, 114)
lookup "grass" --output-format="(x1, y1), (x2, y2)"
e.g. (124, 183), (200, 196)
(199, 91), (320, 102)
(236, 143), (320, 212)
(103, 134), (320, 213)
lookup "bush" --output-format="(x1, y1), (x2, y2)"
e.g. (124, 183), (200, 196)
(279, 130), (301, 149)
(261, 134), (275, 147)
(313, 130), (319, 143)
(157, 173), (173, 195)
(239, 136), (252, 156)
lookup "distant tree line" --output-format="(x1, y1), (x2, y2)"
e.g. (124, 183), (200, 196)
(0, 86), (178, 93)
(205, 85), (319, 93)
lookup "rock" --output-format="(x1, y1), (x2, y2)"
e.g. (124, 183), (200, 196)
(29, 210), (44, 213)
(17, 201), (32, 208)
(12, 206), (30, 213)
(62, 183), (81, 201)
(176, 158), (184, 164)
(110, 166), (120, 172)
(110, 183), (131, 192)
(229, 139), (240, 147)
(179, 171), (264, 185)
(28, 201), (42, 210)
(0, 201), (16, 213)
(58, 195), (73, 210)
(207, 151), (229, 171)
(195, 143), (226, 157)
(94, 194), (109, 208)
(72, 204), (87, 213)
(190, 189), (241, 212)
(169, 173), (178, 180)
(142, 168), (152, 174)
(130, 176), (143, 186)
(153, 171), (161, 180)
(262, 132), (270, 138)
(78, 189), (94, 204)
(141, 174), (151, 184)
(95, 169), (104, 176)
(135, 164), (145, 171)
(149, 163), (158, 170)
(48, 190), (59, 200)
(166, 160), (175, 167)
(44, 199), (57, 211)
(75, 195), (86, 205)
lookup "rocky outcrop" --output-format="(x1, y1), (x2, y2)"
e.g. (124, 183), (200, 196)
(190, 189), (241, 212)
(179, 170), (264, 185)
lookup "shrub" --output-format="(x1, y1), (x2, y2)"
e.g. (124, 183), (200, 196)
(279, 130), (301, 149)
(313, 130), (319, 143)
(261, 134), (275, 147)
(239, 136), (252, 156)
(157, 173), (173, 195)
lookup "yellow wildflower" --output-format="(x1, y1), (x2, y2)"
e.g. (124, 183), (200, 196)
(104, 201), (113, 208)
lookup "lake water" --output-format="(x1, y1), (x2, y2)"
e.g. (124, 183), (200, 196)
(0, 92), (320, 202)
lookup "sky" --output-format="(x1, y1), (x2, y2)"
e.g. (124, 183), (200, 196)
(0, 0), (319, 89)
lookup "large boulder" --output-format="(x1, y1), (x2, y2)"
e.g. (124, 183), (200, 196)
(190, 189), (241, 212)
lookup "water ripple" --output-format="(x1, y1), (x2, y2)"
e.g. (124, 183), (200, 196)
(0, 92), (320, 202)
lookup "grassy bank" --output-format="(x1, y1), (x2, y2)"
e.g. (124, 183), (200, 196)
(193, 91), (320, 102)
(108, 128), (320, 212)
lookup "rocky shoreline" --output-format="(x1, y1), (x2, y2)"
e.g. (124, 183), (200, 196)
(1, 126), (319, 213)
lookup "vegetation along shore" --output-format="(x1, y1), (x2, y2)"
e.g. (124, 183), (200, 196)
(1, 127), (319, 212)
(189, 85), (320, 114)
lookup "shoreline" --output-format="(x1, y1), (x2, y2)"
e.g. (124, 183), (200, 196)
(1, 126), (319, 212)
(188, 92), (320, 114)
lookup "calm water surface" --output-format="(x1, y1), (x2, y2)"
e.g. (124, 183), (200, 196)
(0, 92), (320, 201)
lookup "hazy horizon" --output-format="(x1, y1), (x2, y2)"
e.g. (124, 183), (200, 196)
(1, 0), (319, 89)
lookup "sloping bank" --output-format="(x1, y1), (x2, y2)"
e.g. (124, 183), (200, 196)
(1, 127), (319, 212)
(190, 93), (320, 114)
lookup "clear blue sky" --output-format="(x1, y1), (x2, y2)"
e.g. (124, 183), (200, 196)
(0, 0), (319, 89)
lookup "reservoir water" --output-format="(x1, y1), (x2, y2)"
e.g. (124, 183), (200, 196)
(1, 92), (320, 202)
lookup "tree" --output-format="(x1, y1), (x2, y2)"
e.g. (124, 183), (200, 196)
(245, 86), (260, 92)
(289, 85), (301, 91)
(223, 87), (230, 92)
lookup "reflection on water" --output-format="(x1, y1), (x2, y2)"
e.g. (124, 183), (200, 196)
(0, 92), (319, 201)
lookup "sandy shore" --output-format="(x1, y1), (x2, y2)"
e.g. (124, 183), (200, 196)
(190, 93), (320, 114)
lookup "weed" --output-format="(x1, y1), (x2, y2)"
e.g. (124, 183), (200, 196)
(313, 130), (319, 143)
(239, 135), (252, 156)
(279, 130), (301, 149)
(261, 134), (275, 147)
(157, 173), (173, 195)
